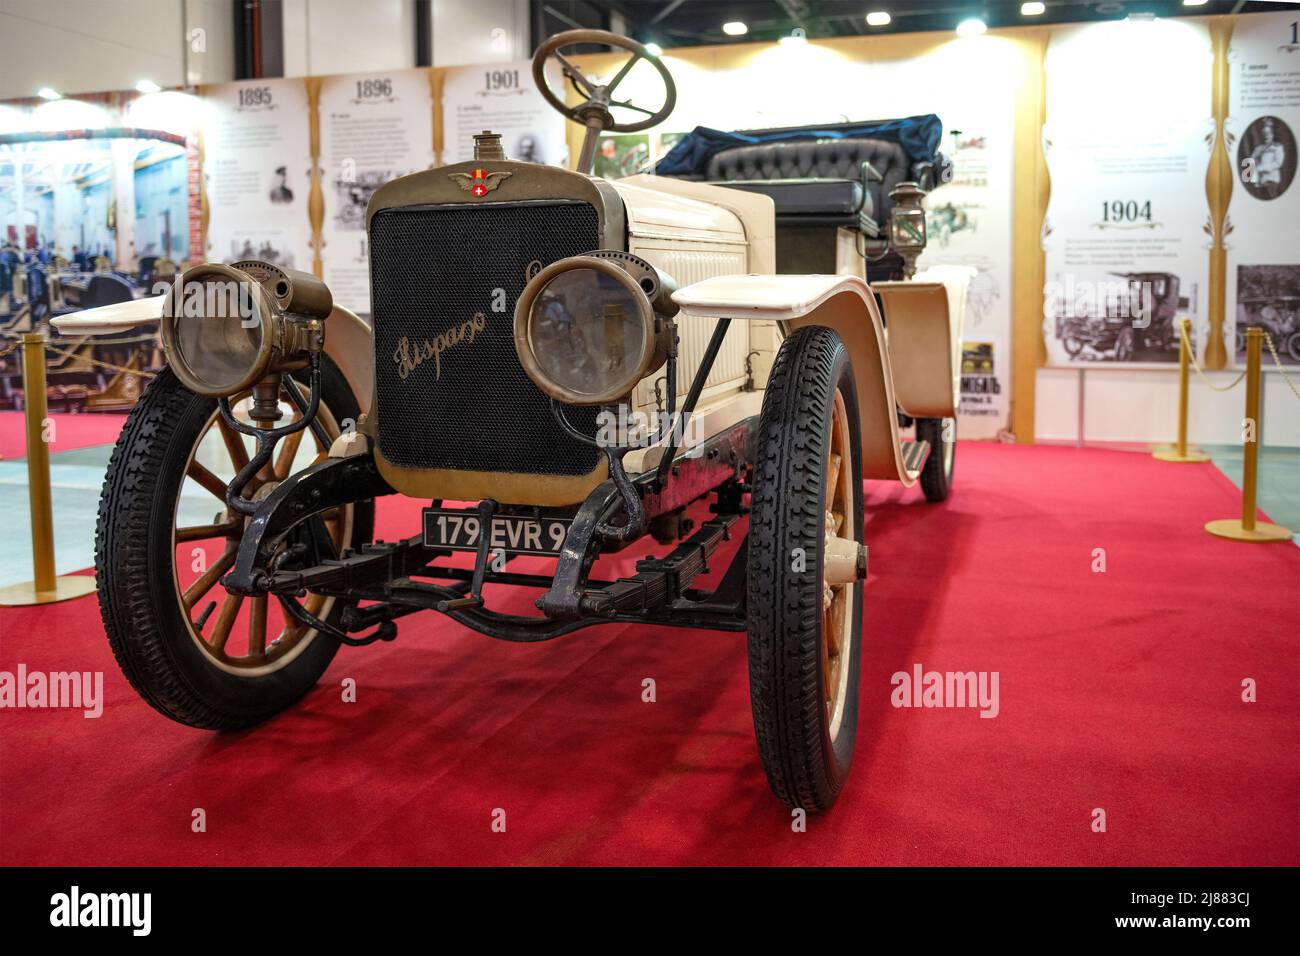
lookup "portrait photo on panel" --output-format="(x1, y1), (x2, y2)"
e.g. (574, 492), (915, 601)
(1237, 115), (1296, 201)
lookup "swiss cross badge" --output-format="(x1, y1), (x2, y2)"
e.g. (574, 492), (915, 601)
(449, 167), (512, 198)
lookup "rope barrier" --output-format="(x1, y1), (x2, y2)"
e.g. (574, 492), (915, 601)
(40, 342), (156, 379)
(2, 328), (158, 347)
(1262, 332), (1300, 401)
(1181, 323), (1245, 392)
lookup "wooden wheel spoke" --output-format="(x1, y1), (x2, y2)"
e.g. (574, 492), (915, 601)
(207, 592), (244, 653)
(274, 428), (306, 480)
(821, 388), (855, 727)
(177, 400), (347, 673)
(827, 592), (845, 657)
(826, 452), (842, 499)
(187, 460), (229, 502)
(278, 621), (305, 650)
(176, 518), (241, 542)
(216, 415), (250, 472)
(183, 547), (236, 610)
(249, 596), (268, 659)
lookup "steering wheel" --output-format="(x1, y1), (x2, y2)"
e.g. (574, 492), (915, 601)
(532, 29), (676, 173)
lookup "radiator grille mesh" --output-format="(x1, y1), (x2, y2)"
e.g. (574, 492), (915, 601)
(369, 200), (602, 476)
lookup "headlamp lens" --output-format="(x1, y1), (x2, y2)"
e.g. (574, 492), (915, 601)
(168, 275), (266, 395)
(528, 268), (648, 400)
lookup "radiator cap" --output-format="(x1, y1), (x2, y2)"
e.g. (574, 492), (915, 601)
(474, 130), (505, 161)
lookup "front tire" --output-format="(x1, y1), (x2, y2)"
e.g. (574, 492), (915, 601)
(95, 360), (373, 730)
(747, 326), (865, 811)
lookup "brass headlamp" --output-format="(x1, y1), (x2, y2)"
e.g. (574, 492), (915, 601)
(160, 260), (331, 398)
(514, 251), (676, 406)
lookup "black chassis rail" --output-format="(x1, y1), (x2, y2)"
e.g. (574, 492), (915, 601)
(221, 416), (757, 643)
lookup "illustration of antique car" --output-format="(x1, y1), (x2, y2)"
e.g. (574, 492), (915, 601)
(54, 30), (968, 810)
(1053, 271), (1190, 362)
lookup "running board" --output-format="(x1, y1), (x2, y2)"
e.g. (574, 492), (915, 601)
(901, 439), (931, 477)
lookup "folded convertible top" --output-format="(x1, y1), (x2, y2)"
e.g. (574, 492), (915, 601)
(653, 114), (944, 178)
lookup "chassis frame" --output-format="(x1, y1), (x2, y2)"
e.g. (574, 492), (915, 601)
(220, 315), (769, 645)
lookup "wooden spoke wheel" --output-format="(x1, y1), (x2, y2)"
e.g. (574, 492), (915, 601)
(95, 360), (374, 729)
(747, 326), (866, 812)
(172, 391), (353, 677)
(821, 389), (857, 740)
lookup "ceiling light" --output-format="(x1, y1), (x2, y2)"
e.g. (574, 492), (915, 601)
(866, 11), (892, 26)
(644, 42), (663, 56)
(722, 21), (748, 36)
(779, 31), (807, 45)
(1182, 0), (1208, 6)
(135, 79), (162, 94)
(956, 18), (987, 37)
(1021, 1), (1046, 14)
(36, 87), (61, 100)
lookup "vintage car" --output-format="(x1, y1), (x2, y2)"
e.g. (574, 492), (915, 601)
(1053, 270), (1189, 362)
(1235, 294), (1300, 363)
(53, 30), (968, 811)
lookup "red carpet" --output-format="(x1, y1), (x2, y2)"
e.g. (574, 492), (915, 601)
(0, 411), (127, 459)
(1, 443), (1296, 866)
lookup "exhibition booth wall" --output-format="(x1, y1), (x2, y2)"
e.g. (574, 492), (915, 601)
(568, 15), (1300, 447)
(1, 10), (1296, 447)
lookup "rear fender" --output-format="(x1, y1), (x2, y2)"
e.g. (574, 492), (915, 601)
(872, 266), (973, 419)
(673, 274), (921, 484)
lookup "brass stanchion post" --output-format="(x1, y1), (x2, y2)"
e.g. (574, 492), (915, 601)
(1154, 317), (1210, 463)
(1205, 328), (1292, 543)
(0, 332), (99, 605)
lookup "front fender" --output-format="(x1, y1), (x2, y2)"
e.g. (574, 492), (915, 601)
(673, 273), (922, 484)
(51, 297), (374, 416)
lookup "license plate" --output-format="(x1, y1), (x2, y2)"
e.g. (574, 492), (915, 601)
(422, 508), (572, 557)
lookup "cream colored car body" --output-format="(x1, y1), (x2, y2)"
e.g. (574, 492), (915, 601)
(51, 174), (967, 488)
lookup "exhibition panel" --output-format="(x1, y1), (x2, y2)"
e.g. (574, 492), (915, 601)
(0, 0), (1296, 935)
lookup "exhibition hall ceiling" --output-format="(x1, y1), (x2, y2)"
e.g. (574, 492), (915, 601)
(561, 0), (1275, 46)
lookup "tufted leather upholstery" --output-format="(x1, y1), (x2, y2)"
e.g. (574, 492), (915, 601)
(702, 137), (931, 231)
(705, 138), (908, 185)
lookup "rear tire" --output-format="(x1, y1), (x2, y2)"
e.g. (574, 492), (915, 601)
(747, 326), (864, 811)
(916, 416), (956, 502)
(95, 359), (373, 730)
(1286, 331), (1300, 364)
